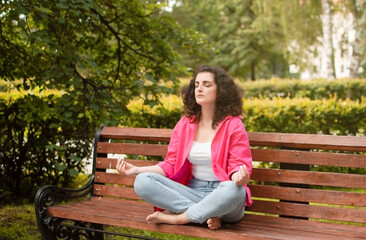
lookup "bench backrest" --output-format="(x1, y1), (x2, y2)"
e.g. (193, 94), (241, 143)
(93, 126), (366, 226)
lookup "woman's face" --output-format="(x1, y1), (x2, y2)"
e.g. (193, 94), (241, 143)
(194, 72), (217, 106)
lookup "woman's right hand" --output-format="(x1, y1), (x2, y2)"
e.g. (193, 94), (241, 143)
(116, 158), (139, 176)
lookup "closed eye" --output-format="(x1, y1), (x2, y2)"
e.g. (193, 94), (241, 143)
(195, 81), (213, 88)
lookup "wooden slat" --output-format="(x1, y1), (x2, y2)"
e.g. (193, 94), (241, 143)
(251, 149), (366, 168)
(97, 142), (168, 156)
(101, 127), (172, 142)
(248, 132), (366, 152)
(93, 184), (139, 199)
(94, 172), (134, 186)
(100, 127), (366, 152)
(95, 158), (158, 169)
(249, 185), (366, 207)
(247, 200), (366, 223)
(251, 168), (366, 188)
(240, 214), (366, 239)
(95, 151), (366, 169)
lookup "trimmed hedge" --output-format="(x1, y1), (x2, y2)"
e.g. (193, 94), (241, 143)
(242, 97), (365, 135)
(237, 78), (366, 101)
(124, 95), (366, 136)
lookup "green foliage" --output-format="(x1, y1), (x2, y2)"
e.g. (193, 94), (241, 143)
(242, 97), (365, 135)
(168, 0), (323, 79)
(167, 0), (366, 79)
(238, 78), (366, 100)
(0, 0), (208, 203)
(125, 94), (366, 136)
(123, 95), (183, 129)
(0, 0), (208, 127)
(0, 88), (93, 203)
(209, 0), (292, 80)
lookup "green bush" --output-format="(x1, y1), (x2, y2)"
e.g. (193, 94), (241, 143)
(237, 78), (366, 101)
(242, 97), (365, 135)
(125, 95), (365, 136)
(0, 88), (95, 204)
(123, 95), (184, 129)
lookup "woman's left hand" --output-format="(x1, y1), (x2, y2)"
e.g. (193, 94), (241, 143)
(231, 165), (250, 186)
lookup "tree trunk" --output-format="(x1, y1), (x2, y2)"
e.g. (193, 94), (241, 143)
(251, 61), (256, 81)
(349, 38), (360, 78)
(321, 0), (336, 80)
(349, 1), (363, 78)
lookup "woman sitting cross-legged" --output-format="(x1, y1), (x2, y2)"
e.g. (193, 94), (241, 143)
(116, 65), (253, 230)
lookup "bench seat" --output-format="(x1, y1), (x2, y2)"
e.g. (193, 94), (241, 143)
(47, 197), (366, 239)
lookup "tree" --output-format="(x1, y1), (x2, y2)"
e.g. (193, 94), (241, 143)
(0, 0), (208, 202)
(169, 0), (291, 80)
(357, 0), (366, 76)
(344, 0), (366, 78)
(165, 0), (219, 71)
(0, 0), (207, 114)
(321, 0), (336, 79)
(277, 0), (323, 76)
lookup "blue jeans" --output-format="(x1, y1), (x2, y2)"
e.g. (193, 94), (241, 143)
(134, 172), (246, 224)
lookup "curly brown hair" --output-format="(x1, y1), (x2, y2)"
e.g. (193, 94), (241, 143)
(181, 65), (243, 128)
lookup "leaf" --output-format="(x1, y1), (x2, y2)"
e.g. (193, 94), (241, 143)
(49, 123), (58, 128)
(45, 145), (54, 150)
(34, 6), (52, 14)
(55, 163), (67, 172)
(56, 2), (68, 10)
(70, 155), (82, 162)
(64, 111), (72, 118)
(69, 169), (79, 176)
(90, 103), (99, 111)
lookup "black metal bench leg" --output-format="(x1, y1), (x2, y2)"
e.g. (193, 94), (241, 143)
(38, 219), (55, 240)
(93, 224), (104, 240)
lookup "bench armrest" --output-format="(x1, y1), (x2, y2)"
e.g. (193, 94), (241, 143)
(35, 175), (94, 226)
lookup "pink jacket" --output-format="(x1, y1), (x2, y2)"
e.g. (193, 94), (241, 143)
(157, 115), (253, 206)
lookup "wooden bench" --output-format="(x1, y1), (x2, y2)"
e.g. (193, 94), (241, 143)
(35, 126), (366, 239)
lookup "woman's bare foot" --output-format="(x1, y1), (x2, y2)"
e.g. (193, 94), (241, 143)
(207, 217), (221, 230)
(146, 211), (190, 225)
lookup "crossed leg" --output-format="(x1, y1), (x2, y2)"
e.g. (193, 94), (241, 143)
(135, 173), (244, 230)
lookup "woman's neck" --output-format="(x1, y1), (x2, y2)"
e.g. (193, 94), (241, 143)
(199, 105), (215, 128)
(195, 105), (217, 142)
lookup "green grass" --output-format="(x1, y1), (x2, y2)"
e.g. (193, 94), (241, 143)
(0, 204), (40, 240)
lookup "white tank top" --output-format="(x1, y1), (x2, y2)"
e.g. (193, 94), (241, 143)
(187, 141), (219, 181)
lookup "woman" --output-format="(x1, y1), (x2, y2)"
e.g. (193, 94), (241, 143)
(116, 65), (252, 230)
